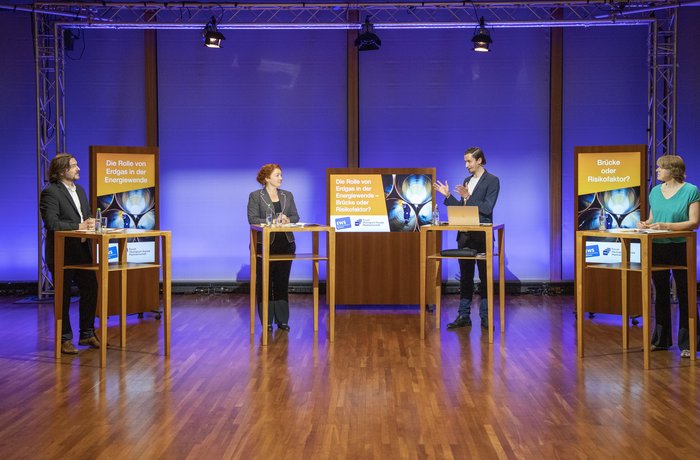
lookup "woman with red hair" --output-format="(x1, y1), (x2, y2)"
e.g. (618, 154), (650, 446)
(247, 164), (299, 332)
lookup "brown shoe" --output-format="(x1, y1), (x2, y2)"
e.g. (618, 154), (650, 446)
(61, 341), (78, 355)
(78, 335), (100, 349)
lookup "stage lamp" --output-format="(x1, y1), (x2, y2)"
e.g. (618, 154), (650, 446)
(203, 16), (225, 48)
(63, 29), (76, 51)
(471, 17), (492, 52)
(354, 16), (381, 51)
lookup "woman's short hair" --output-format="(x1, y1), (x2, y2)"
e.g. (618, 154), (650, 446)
(256, 163), (282, 185)
(465, 147), (486, 165)
(48, 153), (75, 183)
(657, 155), (686, 182)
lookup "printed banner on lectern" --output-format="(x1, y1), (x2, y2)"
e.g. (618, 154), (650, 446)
(96, 153), (155, 196)
(94, 151), (157, 263)
(577, 151), (642, 263)
(330, 173), (434, 232)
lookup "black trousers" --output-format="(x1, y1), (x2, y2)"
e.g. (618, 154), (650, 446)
(651, 242), (698, 350)
(49, 243), (98, 341)
(457, 231), (487, 301)
(256, 236), (296, 325)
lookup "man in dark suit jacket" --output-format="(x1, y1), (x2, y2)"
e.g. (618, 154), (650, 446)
(434, 147), (500, 330)
(40, 153), (99, 354)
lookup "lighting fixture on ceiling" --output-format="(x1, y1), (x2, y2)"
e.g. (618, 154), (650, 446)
(471, 17), (492, 52)
(203, 16), (225, 48)
(355, 16), (381, 51)
(63, 29), (77, 51)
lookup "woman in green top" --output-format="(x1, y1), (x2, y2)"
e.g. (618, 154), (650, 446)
(638, 155), (700, 358)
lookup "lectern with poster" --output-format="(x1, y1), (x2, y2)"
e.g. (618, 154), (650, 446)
(327, 168), (439, 305)
(574, 145), (647, 316)
(90, 146), (160, 316)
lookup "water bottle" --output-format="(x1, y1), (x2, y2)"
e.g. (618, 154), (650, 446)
(432, 204), (440, 225)
(95, 208), (102, 233)
(598, 207), (607, 231)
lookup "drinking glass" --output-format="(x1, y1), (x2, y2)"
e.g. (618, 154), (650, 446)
(101, 217), (108, 232)
(266, 209), (274, 226)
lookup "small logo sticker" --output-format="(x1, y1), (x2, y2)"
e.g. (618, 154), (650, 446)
(586, 245), (600, 257)
(335, 217), (351, 230)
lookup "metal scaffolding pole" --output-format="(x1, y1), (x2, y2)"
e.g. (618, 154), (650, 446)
(656, 12), (678, 159)
(647, 9), (678, 189)
(34, 11), (67, 298)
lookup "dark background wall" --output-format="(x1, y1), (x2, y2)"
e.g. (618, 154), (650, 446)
(1, 8), (698, 283)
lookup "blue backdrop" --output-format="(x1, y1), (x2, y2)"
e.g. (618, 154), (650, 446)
(561, 26), (648, 280)
(1, 10), (699, 283)
(359, 28), (551, 282)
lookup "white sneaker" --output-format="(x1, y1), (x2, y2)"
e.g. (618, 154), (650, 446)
(680, 349), (691, 359)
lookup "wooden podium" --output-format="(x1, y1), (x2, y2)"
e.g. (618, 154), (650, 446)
(53, 229), (172, 368)
(249, 224), (335, 346)
(419, 224), (506, 343)
(90, 145), (161, 317)
(327, 168), (439, 306)
(576, 229), (697, 369)
(574, 145), (647, 315)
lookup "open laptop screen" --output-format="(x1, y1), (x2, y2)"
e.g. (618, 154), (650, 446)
(447, 206), (480, 225)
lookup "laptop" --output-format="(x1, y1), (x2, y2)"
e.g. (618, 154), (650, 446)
(447, 206), (480, 225)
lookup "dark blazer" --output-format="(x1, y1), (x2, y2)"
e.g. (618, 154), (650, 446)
(247, 188), (300, 243)
(40, 181), (93, 267)
(443, 170), (500, 247)
(443, 170), (500, 223)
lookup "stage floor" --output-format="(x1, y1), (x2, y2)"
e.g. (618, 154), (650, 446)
(0, 293), (698, 458)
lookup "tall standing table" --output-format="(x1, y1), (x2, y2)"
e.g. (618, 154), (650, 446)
(249, 224), (335, 346)
(575, 229), (697, 369)
(419, 224), (506, 343)
(53, 229), (172, 368)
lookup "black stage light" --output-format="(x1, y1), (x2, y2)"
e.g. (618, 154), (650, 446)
(471, 17), (492, 52)
(63, 29), (76, 51)
(203, 16), (225, 48)
(354, 16), (381, 51)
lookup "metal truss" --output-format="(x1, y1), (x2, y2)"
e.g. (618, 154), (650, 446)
(21, 1), (681, 28)
(647, 11), (678, 187)
(34, 11), (67, 298)
(25, 1), (687, 294)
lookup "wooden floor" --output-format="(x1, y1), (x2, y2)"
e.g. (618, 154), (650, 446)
(0, 293), (699, 459)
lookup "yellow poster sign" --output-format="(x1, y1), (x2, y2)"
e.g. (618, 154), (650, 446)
(331, 174), (386, 215)
(95, 152), (156, 196)
(577, 152), (640, 195)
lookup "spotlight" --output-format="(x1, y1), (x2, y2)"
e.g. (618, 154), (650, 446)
(203, 16), (225, 48)
(471, 17), (492, 52)
(354, 16), (381, 51)
(63, 29), (76, 51)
